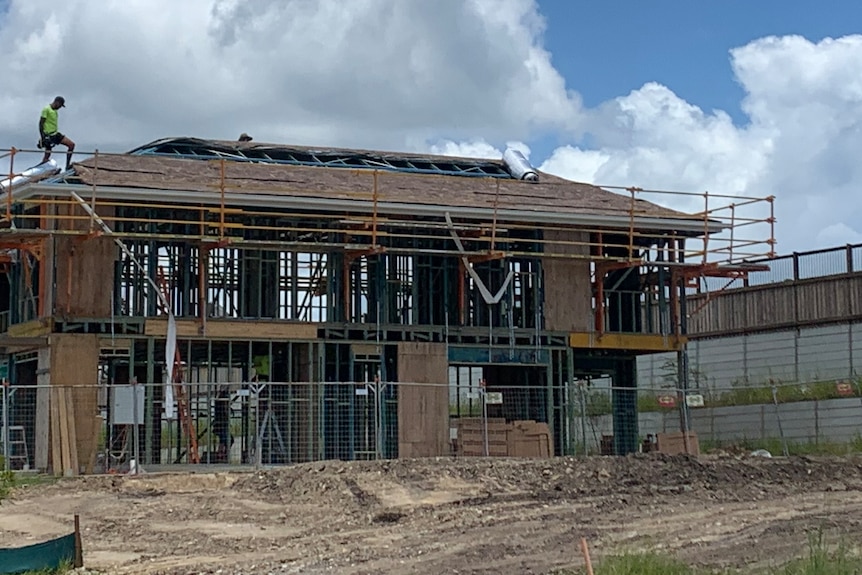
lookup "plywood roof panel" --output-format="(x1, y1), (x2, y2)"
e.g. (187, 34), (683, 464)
(72, 154), (696, 222)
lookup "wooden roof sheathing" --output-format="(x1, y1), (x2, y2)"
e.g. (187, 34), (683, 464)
(72, 154), (696, 223)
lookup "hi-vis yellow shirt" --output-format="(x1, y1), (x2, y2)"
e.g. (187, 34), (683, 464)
(40, 106), (59, 134)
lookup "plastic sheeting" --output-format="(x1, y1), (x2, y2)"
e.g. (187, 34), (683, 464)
(0, 532), (76, 574)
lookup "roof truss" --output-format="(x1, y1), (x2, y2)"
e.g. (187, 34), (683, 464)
(128, 138), (514, 179)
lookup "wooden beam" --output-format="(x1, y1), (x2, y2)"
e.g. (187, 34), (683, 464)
(57, 387), (71, 475)
(65, 388), (80, 475)
(99, 337), (132, 350)
(0, 336), (48, 354)
(34, 347), (51, 471)
(144, 318), (318, 340)
(569, 331), (687, 353)
(7, 318), (53, 337)
(50, 387), (62, 475)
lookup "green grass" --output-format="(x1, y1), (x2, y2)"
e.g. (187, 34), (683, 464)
(13, 473), (59, 488)
(706, 380), (858, 408)
(0, 457), (15, 501)
(553, 552), (719, 574)
(700, 435), (862, 456)
(556, 530), (861, 574)
(0, 460), (59, 503)
(633, 379), (862, 414)
(573, 381), (860, 420)
(775, 530), (862, 575)
(18, 561), (73, 574)
(589, 552), (708, 574)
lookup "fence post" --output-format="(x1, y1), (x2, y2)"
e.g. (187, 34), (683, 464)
(131, 378), (140, 475)
(481, 387), (489, 457)
(771, 385), (789, 456)
(577, 380), (588, 457)
(375, 378), (384, 460)
(677, 348), (691, 433)
(1, 379), (8, 471)
(253, 386), (262, 469)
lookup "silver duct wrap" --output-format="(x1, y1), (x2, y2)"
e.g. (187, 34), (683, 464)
(0, 159), (61, 191)
(502, 148), (538, 181)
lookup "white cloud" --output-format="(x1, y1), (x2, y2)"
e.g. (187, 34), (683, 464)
(816, 222), (862, 247)
(539, 146), (610, 184)
(542, 82), (773, 196)
(535, 36), (862, 253)
(0, 0), (580, 156)
(0, 1), (860, 253)
(428, 139), (502, 159)
(427, 139), (530, 160)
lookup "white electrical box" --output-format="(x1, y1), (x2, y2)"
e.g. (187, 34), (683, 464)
(111, 384), (145, 425)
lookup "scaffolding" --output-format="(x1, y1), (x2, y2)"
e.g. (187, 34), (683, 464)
(0, 142), (776, 465)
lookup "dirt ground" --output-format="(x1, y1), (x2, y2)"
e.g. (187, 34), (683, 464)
(2, 454), (862, 574)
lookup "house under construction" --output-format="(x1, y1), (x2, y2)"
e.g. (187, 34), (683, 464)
(0, 138), (775, 472)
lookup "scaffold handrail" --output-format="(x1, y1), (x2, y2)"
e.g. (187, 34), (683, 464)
(0, 145), (776, 267)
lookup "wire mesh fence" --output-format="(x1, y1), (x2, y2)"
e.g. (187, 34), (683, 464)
(1, 380), (403, 473)
(748, 243), (861, 285)
(570, 379), (862, 457)
(2, 378), (861, 474)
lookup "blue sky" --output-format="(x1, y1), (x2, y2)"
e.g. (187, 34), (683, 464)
(539, 0), (860, 122)
(519, 0), (862, 170)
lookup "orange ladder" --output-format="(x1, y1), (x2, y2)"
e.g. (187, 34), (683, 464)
(157, 266), (200, 464)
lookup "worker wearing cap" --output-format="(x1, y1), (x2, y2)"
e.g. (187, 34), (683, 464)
(38, 96), (75, 169)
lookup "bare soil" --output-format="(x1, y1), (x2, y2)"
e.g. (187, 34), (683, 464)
(3, 454), (862, 574)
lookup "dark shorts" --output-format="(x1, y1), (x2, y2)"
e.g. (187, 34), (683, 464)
(42, 132), (66, 149)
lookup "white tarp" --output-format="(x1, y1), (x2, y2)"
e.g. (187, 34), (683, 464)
(444, 212), (513, 304)
(164, 313), (177, 420)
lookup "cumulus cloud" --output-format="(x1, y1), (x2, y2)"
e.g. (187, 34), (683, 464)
(535, 82), (774, 223)
(420, 35), (862, 253)
(428, 139), (531, 159)
(0, 1), (860, 253)
(428, 139), (502, 159)
(0, 0), (580, 154)
(534, 36), (862, 253)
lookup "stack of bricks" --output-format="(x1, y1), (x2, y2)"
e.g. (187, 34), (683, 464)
(452, 418), (554, 458)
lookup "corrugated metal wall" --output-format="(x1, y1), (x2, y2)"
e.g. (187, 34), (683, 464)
(580, 398), (862, 451)
(639, 323), (862, 388)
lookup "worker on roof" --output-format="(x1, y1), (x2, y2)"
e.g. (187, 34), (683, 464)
(238, 132), (253, 142)
(37, 96), (75, 170)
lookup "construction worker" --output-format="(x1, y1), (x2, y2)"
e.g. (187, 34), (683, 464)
(38, 96), (75, 169)
(238, 133), (253, 142)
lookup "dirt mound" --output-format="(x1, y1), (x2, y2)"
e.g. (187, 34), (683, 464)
(5, 455), (862, 574)
(230, 454), (862, 510)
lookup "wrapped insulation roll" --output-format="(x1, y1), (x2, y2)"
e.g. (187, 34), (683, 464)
(502, 148), (538, 181)
(0, 159), (60, 191)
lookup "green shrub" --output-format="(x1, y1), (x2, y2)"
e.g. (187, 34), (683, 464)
(0, 467), (15, 502)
